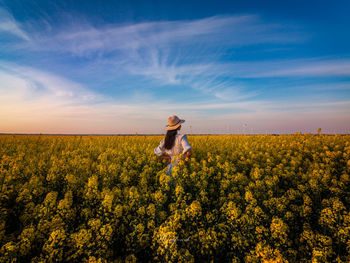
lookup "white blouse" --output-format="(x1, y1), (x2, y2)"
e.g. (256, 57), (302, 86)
(154, 134), (192, 160)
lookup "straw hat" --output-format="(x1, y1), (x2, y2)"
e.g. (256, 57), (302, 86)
(166, 115), (185, 130)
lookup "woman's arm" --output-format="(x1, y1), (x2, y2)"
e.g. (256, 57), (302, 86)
(154, 139), (170, 163)
(181, 135), (192, 162)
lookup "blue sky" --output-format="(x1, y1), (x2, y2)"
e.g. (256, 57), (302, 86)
(0, 0), (349, 134)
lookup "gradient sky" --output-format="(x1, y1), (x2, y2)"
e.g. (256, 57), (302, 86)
(0, 0), (349, 134)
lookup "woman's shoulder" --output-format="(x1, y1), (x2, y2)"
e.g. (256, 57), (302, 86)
(176, 133), (187, 140)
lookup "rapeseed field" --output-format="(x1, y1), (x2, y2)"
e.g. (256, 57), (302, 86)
(0, 134), (349, 262)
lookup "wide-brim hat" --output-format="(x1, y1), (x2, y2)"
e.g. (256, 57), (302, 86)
(166, 115), (185, 131)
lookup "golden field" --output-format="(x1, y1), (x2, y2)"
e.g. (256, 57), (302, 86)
(0, 134), (349, 262)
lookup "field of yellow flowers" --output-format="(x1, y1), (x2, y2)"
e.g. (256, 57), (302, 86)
(0, 134), (349, 262)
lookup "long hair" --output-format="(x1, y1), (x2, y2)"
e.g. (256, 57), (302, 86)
(164, 127), (179, 150)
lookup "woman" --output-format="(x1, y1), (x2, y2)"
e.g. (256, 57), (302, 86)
(154, 115), (192, 176)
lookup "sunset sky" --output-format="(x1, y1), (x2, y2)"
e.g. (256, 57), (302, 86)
(0, 0), (349, 134)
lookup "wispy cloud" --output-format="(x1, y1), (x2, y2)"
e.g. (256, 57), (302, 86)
(241, 58), (350, 77)
(136, 58), (350, 80)
(25, 14), (304, 55)
(0, 63), (149, 133)
(0, 62), (102, 104)
(0, 7), (29, 40)
(7, 13), (309, 101)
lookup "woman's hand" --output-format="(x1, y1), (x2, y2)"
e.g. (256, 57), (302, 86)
(184, 150), (192, 162)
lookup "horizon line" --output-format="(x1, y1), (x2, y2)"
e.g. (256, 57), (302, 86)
(0, 132), (348, 136)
